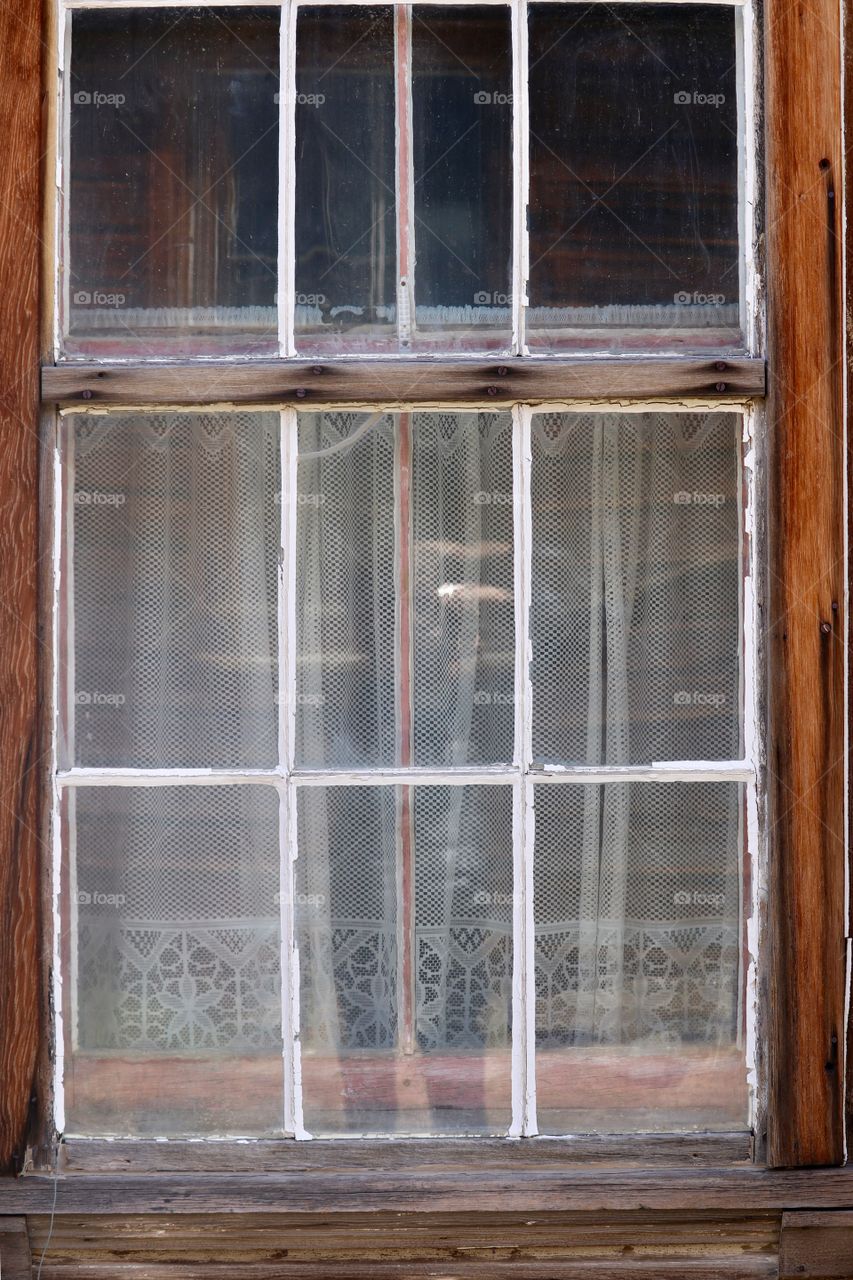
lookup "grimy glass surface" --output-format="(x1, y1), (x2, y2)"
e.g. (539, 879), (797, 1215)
(530, 412), (742, 765)
(411, 6), (513, 349)
(63, 785), (283, 1137)
(295, 411), (515, 767)
(65, 412), (280, 771)
(295, 5), (512, 353)
(68, 9), (279, 356)
(296, 784), (514, 1135)
(528, 4), (740, 349)
(295, 7), (397, 351)
(534, 781), (747, 1133)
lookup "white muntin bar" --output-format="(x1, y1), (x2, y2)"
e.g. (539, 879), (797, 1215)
(280, 2), (296, 356)
(741, 399), (764, 1131)
(512, 404), (535, 1134)
(50, 426), (67, 1134)
(511, 0), (529, 354)
(293, 766), (520, 786)
(57, 768), (285, 786)
(530, 762), (755, 784)
(281, 404), (304, 1135)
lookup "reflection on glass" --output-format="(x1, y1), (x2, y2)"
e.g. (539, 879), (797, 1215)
(66, 412), (280, 770)
(411, 6), (513, 350)
(68, 9), (279, 356)
(64, 786), (283, 1136)
(297, 784), (513, 1135)
(534, 782), (747, 1133)
(295, 7), (397, 351)
(296, 411), (515, 768)
(295, 6), (513, 353)
(530, 412), (741, 765)
(528, 4), (740, 349)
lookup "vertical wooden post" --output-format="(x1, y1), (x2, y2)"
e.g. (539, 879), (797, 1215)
(0, 0), (44, 1172)
(765, 0), (847, 1165)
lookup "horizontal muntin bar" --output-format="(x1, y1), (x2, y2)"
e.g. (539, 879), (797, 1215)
(57, 768), (285, 787)
(530, 761), (754, 783)
(42, 357), (765, 407)
(57, 762), (754, 787)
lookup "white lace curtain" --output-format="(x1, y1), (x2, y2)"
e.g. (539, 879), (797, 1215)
(71, 410), (740, 1063)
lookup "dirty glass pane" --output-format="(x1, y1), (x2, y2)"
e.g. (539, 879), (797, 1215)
(295, 7), (397, 352)
(63, 785), (283, 1137)
(295, 411), (514, 768)
(297, 784), (513, 1135)
(411, 6), (513, 351)
(68, 9), (279, 357)
(530, 411), (742, 765)
(528, 3), (740, 350)
(534, 781), (748, 1133)
(64, 412), (280, 771)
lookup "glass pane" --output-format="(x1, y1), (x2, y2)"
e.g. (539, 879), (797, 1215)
(295, 7), (397, 353)
(530, 412), (741, 765)
(534, 782), (747, 1133)
(297, 784), (513, 1135)
(68, 9), (279, 357)
(63, 785), (282, 1137)
(296, 411), (515, 768)
(528, 4), (740, 350)
(66, 412), (279, 770)
(411, 6), (513, 351)
(294, 5), (512, 355)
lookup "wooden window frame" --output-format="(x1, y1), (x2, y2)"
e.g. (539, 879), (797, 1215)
(0, 0), (847, 1198)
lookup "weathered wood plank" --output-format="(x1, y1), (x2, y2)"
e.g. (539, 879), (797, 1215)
(25, 1208), (780, 1253)
(0, 0), (44, 1174)
(0, 1219), (33, 1280)
(40, 357), (765, 407)
(764, 0), (847, 1167)
(30, 1260), (779, 1280)
(779, 1210), (853, 1277)
(57, 1133), (752, 1174)
(5, 1166), (853, 1214)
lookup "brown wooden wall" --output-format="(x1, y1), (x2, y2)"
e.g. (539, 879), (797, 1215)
(0, 0), (43, 1175)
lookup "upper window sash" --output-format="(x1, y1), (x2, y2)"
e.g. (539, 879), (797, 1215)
(54, 0), (760, 362)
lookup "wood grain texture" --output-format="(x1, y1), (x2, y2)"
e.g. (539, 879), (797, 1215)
(765, 0), (847, 1167)
(6, 1165), (853, 1214)
(40, 357), (765, 407)
(0, 0), (44, 1174)
(57, 1133), (752, 1174)
(0, 1219), (33, 1280)
(27, 1261), (780, 1280)
(22, 1209), (781, 1280)
(779, 1210), (853, 1277)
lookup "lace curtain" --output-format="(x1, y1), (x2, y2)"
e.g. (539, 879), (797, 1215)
(71, 410), (740, 1073)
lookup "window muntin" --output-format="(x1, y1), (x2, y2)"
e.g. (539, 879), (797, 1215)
(56, 404), (753, 1139)
(63, 1), (745, 359)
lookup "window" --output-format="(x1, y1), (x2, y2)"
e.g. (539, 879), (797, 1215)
(49, 0), (764, 1146)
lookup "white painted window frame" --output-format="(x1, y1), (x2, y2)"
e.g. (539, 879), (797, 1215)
(52, 395), (761, 1139)
(49, 0), (764, 1143)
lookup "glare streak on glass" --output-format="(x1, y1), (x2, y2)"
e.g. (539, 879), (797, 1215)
(527, 3), (740, 350)
(533, 781), (747, 1133)
(68, 9), (280, 357)
(297, 784), (513, 1136)
(63, 785), (283, 1137)
(529, 411), (742, 766)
